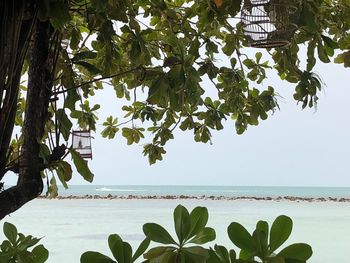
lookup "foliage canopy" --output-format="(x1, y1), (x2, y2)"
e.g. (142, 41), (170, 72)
(0, 0), (349, 215)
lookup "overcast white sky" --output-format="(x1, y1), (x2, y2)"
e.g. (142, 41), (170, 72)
(4, 50), (350, 187)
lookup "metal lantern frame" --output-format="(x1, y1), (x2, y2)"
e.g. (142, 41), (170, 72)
(241, 0), (299, 48)
(72, 130), (93, 159)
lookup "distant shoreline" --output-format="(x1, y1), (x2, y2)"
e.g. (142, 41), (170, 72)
(37, 194), (350, 202)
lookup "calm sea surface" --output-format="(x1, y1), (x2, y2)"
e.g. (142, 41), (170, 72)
(1, 186), (350, 262)
(52, 185), (350, 198)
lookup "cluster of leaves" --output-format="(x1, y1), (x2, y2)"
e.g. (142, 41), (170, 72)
(210, 215), (312, 263)
(0, 222), (49, 263)
(5, 0), (350, 190)
(81, 205), (312, 263)
(81, 234), (150, 263)
(142, 205), (216, 262)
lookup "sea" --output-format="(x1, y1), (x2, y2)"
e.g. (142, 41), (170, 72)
(50, 185), (350, 198)
(1, 185), (350, 263)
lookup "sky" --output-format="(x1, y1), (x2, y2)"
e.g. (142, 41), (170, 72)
(4, 50), (350, 187)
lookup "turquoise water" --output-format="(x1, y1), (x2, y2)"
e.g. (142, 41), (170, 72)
(2, 186), (350, 262)
(2, 199), (350, 262)
(52, 185), (350, 198)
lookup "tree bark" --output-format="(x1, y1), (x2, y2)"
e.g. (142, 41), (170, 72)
(0, 19), (53, 220)
(0, 0), (36, 180)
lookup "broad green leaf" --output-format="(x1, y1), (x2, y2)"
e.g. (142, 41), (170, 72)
(69, 149), (94, 182)
(267, 257), (285, 263)
(80, 251), (115, 263)
(143, 223), (177, 245)
(208, 249), (223, 263)
(132, 237), (150, 261)
(48, 0), (70, 29)
(188, 207), (209, 239)
(0, 253), (12, 262)
(227, 222), (255, 253)
(213, 245), (230, 263)
(3, 222), (17, 244)
(72, 51), (98, 62)
(229, 249), (236, 262)
(269, 216), (293, 253)
(143, 246), (176, 260)
(56, 109), (73, 141)
(108, 234), (132, 263)
(253, 229), (268, 260)
(74, 61), (101, 75)
(239, 249), (255, 260)
(182, 246), (209, 263)
(189, 227), (216, 245)
(32, 245), (49, 263)
(173, 205), (191, 244)
(278, 243), (312, 261)
(256, 220), (269, 243)
(57, 161), (72, 189)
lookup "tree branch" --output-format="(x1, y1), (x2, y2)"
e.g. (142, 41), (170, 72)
(0, 18), (53, 220)
(53, 66), (142, 95)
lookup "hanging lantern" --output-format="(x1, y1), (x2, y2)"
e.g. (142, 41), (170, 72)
(72, 130), (93, 159)
(241, 0), (299, 48)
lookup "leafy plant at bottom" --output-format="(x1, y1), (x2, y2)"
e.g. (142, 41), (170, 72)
(208, 215), (312, 263)
(0, 222), (49, 263)
(80, 234), (150, 263)
(143, 205), (216, 263)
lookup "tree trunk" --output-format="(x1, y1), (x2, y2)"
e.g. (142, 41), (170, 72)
(0, 18), (53, 220)
(0, 0), (36, 180)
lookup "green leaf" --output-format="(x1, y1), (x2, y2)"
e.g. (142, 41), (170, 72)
(56, 161), (72, 189)
(269, 215), (293, 253)
(74, 61), (101, 75)
(143, 246), (176, 260)
(255, 220), (269, 250)
(229, 249), (237, 262)
(0, 253), (12, 262)
(32, 245), (49, 263)
(17, 235), (41, 251)
(56, 109), (73, 141)
(182, 246), (209, 263)
(317, 43), (330, 63)
(143, 223), (177, 245)
(188, 207), (209, 239)
(174, 205), (191, 244)
(47, 176), (58, 198)
(253, 228), (268, 259)
(72, 51), (98, 62)
(267, 257), (285, 263)
(48, 0), (70, 29)
(80, 251), (115, 263)
(91, 0), (108, 12)
(132, 237), (150, 261)
(3, 222), (17, 244)
(70, 27), (81, 50)
(239, 249), (255, 260)
(227, 222), (255, 253)
(277, 243), (313, 261)
(255, 52), (262, 63)
(108, 234), (132, 263)
(69, 149), (94, 182)
(189, 227), (216, 245)
(212, 245), (231, 263)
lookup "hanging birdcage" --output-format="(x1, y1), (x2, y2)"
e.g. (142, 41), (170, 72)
(241, 0), (299, 48)
(72, 130), (92, 159)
